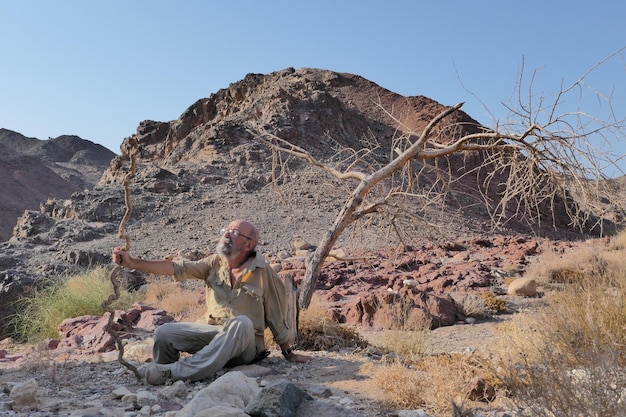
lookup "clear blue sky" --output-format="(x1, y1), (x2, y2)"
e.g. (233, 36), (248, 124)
(1, 1), (625, 173)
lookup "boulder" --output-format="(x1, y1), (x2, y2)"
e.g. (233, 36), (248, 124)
(507, 278), (537, 296)
(344, 288), (457, 330)
(175, 371), (259, 417)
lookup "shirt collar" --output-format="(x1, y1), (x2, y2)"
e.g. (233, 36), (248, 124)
(247, 251), (267, 269)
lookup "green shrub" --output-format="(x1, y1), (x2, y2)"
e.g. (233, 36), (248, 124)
(11, 267), (134, 342)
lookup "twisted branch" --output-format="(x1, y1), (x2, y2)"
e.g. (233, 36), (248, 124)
(102, 137), (141, 381)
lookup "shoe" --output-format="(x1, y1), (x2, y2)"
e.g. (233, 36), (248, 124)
(251, 349), (270, 364)
(144, 363), (172, 385)
(137, 363), (149, 379)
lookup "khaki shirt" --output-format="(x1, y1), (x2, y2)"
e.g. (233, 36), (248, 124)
(172, 252), (291, 351)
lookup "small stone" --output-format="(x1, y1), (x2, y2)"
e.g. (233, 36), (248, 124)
(158, 380), (187, 401)
(112, 386), (134, 399)
(10, 378), (38, 411)
(308, 384), (332, 398)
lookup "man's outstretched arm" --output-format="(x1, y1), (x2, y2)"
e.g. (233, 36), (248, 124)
(112, 247), (175, 276)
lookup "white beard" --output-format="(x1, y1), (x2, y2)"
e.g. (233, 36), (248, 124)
(216, 237), (235, 259)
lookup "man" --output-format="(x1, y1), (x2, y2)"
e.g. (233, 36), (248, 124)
(112, 219), (314, 385)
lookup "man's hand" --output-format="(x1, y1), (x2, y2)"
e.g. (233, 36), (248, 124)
(286, 352), (316, 363)
(283, 349), (316, 363)
(112, 246), (131, 267)
(111, 248), (175, 276)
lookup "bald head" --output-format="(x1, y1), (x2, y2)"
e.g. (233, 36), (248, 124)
(230, 219), (259, 247)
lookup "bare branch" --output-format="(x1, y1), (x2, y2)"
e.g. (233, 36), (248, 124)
(248, 128), (367, 182)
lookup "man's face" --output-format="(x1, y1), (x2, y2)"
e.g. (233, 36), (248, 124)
(215, 235), (235, 259)
(216, 222), (251, 260)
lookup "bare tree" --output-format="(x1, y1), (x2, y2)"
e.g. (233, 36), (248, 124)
(248, 50), (626, 309)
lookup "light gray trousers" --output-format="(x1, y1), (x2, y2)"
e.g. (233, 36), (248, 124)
(152, 315), (257, 382)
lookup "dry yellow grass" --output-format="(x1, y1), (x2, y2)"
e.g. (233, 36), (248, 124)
(371, 353), (499, 416)
(365, 310), (501, 416)
(371, 361), (427, 409)
(137, 276), (205, 322)
(608, 229), (626, 250)
(415, 354), (499, 415)
(478, 291), (506, 313)
(489, 230), (626, 417)
(365, 329), (428, 364)
(524, 234), (624, 288)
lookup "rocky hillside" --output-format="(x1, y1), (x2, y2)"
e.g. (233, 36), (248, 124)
(0, 129), (116, 241)
(1, 67), (623, 340)
(100, 68), (482, 180)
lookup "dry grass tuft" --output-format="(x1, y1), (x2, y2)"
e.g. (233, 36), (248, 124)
(450, 291), (506, 319)
(367, 329), (429, 364)
(608, 229), (626, 251)
(296, 319), (368, 351)
(525, 234), (625, 289)
(414, 353), (498, 416)
(548, 266), (585, 284)
(451, 293), (488, 319)
(265, 296), (369, 352)
(372, 352), (499, 416)
(478, 291), (506, 313)
(137, 276), (205, 322)
(372, 361), (427, 409)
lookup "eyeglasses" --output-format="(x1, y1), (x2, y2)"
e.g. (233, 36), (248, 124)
(220, 228), (252, 241)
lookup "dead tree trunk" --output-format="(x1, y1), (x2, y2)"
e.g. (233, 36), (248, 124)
(299, 183), (370, 309)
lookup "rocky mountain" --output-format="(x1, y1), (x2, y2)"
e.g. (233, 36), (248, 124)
(0, 129), (116, 241)
(0, 67), (623, 340)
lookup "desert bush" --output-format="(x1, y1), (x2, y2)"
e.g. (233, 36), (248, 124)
(366, 329), (429, 364)
(524, 237), (624, 289)
(608, 228), (626, 251)
(416, 353), (499, 416)
(451, 292), (504, 318)
(11, 267), (134, 342)
(372, 353), (499, 416)
(372, 361), (427, 409)
(478, 292), (506, 313)
(491, 239), (626, 417)
(136, 275), (205, 322)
